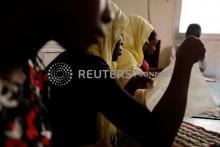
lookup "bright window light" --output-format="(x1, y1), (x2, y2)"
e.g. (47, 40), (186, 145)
(179, 0), (220, 34)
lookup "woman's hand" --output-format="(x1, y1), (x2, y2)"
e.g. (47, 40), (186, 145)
(176, 36), (206, 66)
(124, 74), (153, 95)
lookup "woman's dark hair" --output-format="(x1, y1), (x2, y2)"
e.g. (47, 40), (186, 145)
(186, 23), (201, 38)
(148, 31), (157, 43)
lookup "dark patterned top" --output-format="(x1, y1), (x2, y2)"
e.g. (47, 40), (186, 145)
(0, 58), (51, 147)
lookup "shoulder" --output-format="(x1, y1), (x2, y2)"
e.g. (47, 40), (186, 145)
(88, 55), (110, 70)
(47, 51), (110, 70)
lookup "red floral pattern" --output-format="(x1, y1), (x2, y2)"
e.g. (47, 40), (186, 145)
(0, 58), (52, 147)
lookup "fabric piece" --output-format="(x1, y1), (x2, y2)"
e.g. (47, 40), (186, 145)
(117, 15), (154, 87)
(0, 58), (51, 147)
(116, 121), (220, 147)
(145, 63), (216, 117)
(141, 60), (150, 72)
(117, 49), (144, 87)
(173, 121), (220, 147)
(121, 15), (154, 66)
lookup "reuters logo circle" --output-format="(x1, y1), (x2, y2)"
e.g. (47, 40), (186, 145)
(48, 62), (73, 86)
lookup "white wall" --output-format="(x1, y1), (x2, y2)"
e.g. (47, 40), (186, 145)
(202, 40), (220, 78)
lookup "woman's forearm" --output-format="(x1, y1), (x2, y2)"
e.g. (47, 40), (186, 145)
(152, 58), (193, 145)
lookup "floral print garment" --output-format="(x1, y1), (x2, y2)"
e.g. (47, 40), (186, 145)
(0, 58), (51, 147)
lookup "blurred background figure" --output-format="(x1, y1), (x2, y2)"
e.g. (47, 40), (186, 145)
(170, 23), (206, 72)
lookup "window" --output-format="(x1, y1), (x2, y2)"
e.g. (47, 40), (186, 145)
(177, 0), (220, 35)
